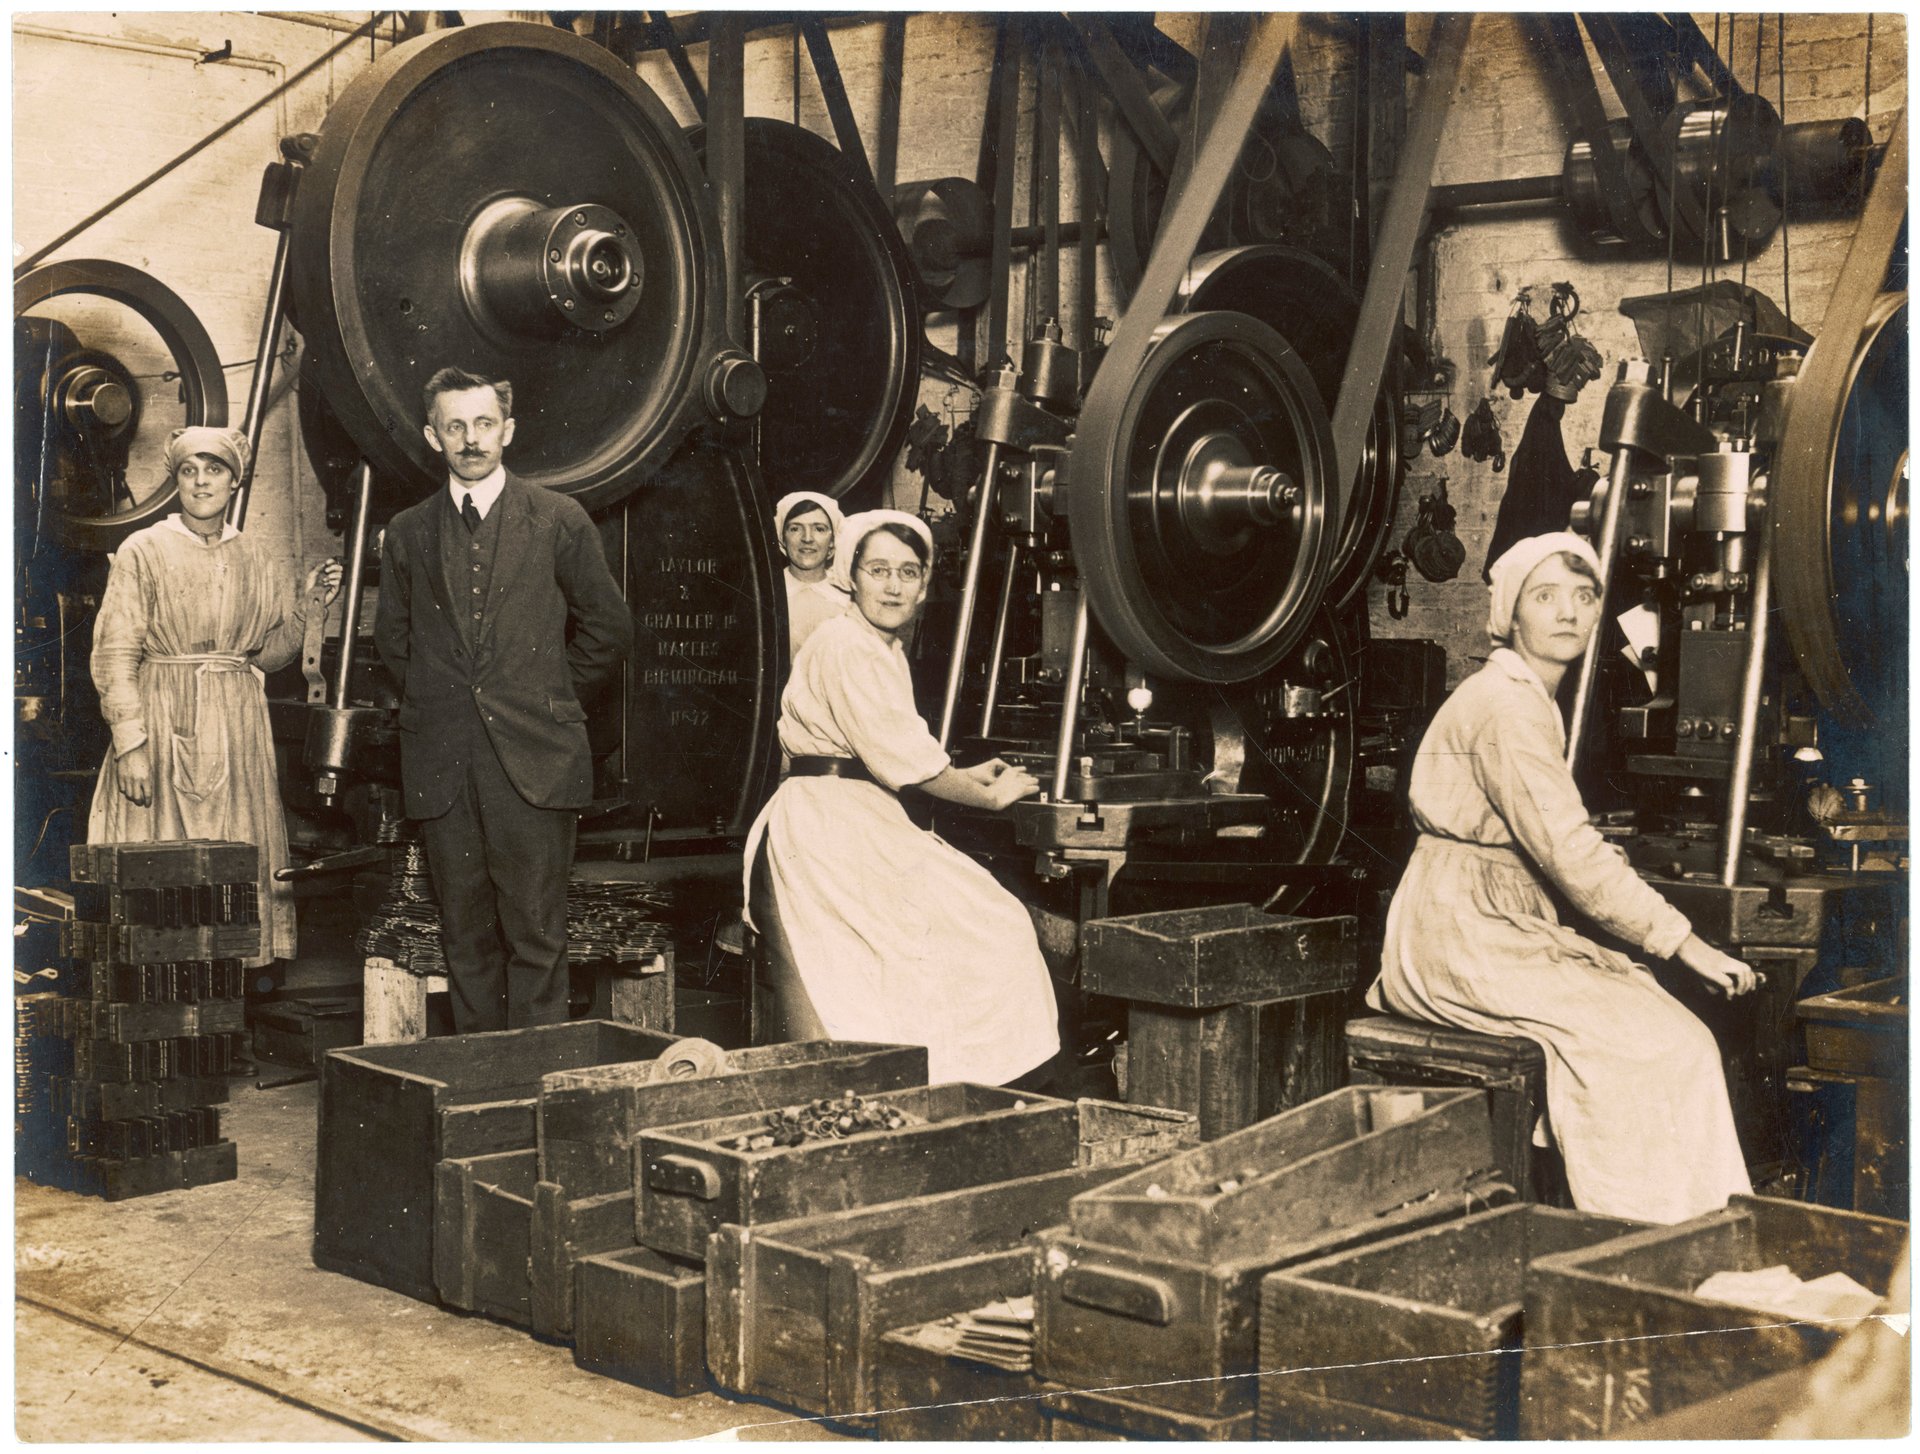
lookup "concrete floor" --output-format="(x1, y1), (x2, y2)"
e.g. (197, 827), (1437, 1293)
(15, 1071), (848, 1442)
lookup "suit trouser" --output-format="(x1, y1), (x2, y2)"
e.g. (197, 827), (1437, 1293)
(419, 710), (576, 1032)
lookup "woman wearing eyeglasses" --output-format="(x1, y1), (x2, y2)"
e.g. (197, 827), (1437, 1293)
(744, 509), (1060, 1086)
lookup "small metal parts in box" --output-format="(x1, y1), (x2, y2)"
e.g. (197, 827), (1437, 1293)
(718, 1090), (926, 1150)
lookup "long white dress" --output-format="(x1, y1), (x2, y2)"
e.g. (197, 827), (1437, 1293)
(1366, 648), (1751, 1224)
(88, 516), (308, 964)
(745, 612), (1060, 1085)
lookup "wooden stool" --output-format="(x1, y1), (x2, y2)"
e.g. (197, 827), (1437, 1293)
(361, 950), (674, 1044)
(1345, 1013), (1570, 1206)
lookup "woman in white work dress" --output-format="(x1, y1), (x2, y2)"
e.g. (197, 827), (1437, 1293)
(746, 509), (1059, 1086)
(1367, 531), (1757, 1224)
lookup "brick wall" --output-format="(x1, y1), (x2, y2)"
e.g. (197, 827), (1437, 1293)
(17, 12), (1904, 686)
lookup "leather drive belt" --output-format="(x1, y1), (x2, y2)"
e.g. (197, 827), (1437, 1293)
(787, 755), (880, 786)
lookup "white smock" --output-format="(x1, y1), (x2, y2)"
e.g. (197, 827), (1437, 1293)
(1366, 648), (1751, 1224)
(782, 568), (851, 663)
(744, 611), (1059, 1084)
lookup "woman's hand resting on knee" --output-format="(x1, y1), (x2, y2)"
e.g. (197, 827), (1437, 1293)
(1676, 934), (1758, 997)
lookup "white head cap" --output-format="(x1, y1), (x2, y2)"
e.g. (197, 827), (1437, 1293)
(1486, 531), (1603, 645)
(840, 509), (935, 571)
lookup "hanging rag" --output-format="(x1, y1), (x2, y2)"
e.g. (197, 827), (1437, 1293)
(1481, 393), (1601, 581)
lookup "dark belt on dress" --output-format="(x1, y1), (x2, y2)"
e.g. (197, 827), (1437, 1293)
(787, 755), (880, 785)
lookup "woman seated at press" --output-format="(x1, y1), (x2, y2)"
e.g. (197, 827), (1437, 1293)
(1366, 531), (1757, 1225)
(89, 426), (341, 968)
(774, 490), (851, 664)
(746, 509), (1060, 1086)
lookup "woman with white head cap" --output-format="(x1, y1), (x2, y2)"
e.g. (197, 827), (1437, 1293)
(744, 509), (1060, 1086)
(774, 491), (851, 663)
(87, 426), (342, 965)
(1366, 531), (1756, 1224)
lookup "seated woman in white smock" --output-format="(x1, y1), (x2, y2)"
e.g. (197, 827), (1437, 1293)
(746, 510), (1060, 1086)
(1366, 531), (1757, 1225)
(773, 491), (851, 664)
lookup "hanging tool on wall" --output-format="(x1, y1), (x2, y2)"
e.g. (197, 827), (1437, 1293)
(1400, 479), (1465, 583)
(1461, 398), (1506, 472)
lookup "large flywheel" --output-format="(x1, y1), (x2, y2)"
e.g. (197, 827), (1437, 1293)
(688, 119), (922, 506)
(289, 22), (742, 509)
(15, 259), (228, 553)
(1068, 310), (1337, 684)
(1177, 245), (1404, 611)
(1772, 291), (1907, 797)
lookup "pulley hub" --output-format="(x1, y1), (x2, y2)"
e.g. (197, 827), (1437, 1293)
(457, 199), (644, 338)
(57, 366), (133, 431)
(1173, 426), (1297, 555)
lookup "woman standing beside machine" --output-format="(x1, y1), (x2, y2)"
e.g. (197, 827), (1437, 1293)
(1367, 531), (1758, 1225)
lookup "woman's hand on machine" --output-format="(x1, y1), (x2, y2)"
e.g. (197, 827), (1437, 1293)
(305, 560), (345, 608)
(971, 757), (1041, 810)
(1676, 934), (1759, 997)
(117, 744), (153, 807)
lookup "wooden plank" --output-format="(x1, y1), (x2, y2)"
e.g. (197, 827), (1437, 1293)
(1045, 1385), (1256, 1440)
(361, 957), (433, 1045)
(872, 1325), (1049, 1441)
(434, 1149), (537, 1323)
(530, 1184), (636, 1340)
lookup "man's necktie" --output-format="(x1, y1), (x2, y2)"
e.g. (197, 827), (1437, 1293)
(461, 493), (482, 533)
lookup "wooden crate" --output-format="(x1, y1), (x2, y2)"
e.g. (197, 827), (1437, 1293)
(1126, 992), (1347, 1141)
(1521, 1194), (1907, 1439)
(1068, 1087), (1493, 1264)
(1042, 1386), (1255, 1440)
(1034, 1088), (1503, 1418)
(434, 1149), (537, 1326)
(1257, 1204), (1640, 1439)
(313, 1020), (677, 1301)
(1345, 1013), (1567, 1207)
(1797, 976), (1907, 1218)
(705, 1107), (1193, 1423)
(636, 1084), (1082, 1262)
(1082, 905), (1356, 1008)
(539, 1040), (927, 1196)
(530, 1040), (928, 1340)
(1800, 975), (1906, 1079)
(572, 1245), (707, 1398)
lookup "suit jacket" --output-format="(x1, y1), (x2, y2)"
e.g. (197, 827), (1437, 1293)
(375, 473), (632, 817)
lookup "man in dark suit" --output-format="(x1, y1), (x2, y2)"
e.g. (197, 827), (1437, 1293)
(375, 367), (632, 1031)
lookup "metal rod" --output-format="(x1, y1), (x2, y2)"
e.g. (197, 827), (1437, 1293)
(645, 10), (706, 120)
(1719, 515), (1773, 887)
(227, 224), (293, 532)
(15, 14), (388, 278)
(708, 16), (747, 344)
(1566, 442), (1636, 770)
(330, 463), (374, 707)
(1049, 594), (1092, 803)
(800, 18), (878, 198)
(1429, 173), (1564, 210)
(985, 21), (1021, 366)
(937, 443), (1000, 748)
(875, 13), (906, 196)
(977, 538), (1022, 737)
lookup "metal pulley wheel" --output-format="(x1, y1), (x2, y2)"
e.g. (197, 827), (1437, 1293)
(689, 119), (923, 506)
(892, 176), (992, 311)
(289, 22), (741, 510)
(15, 259), (229, 553)
(1177, 245), (1404, 612)
(1107, 83), (1345, 302)
(1773, 291), (1908, 734)
(1068, 310), (1336, 684)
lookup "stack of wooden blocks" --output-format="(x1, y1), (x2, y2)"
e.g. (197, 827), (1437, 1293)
(14, 842), (252, 1199)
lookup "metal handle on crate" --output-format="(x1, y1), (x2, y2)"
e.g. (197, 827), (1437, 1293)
(1060, 1264), (1176, 1325)
(647, 1153), (722, 1201)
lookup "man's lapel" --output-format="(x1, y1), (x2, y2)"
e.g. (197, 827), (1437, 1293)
(479, 474), (533, 647)
(424, 490), (456, 620)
